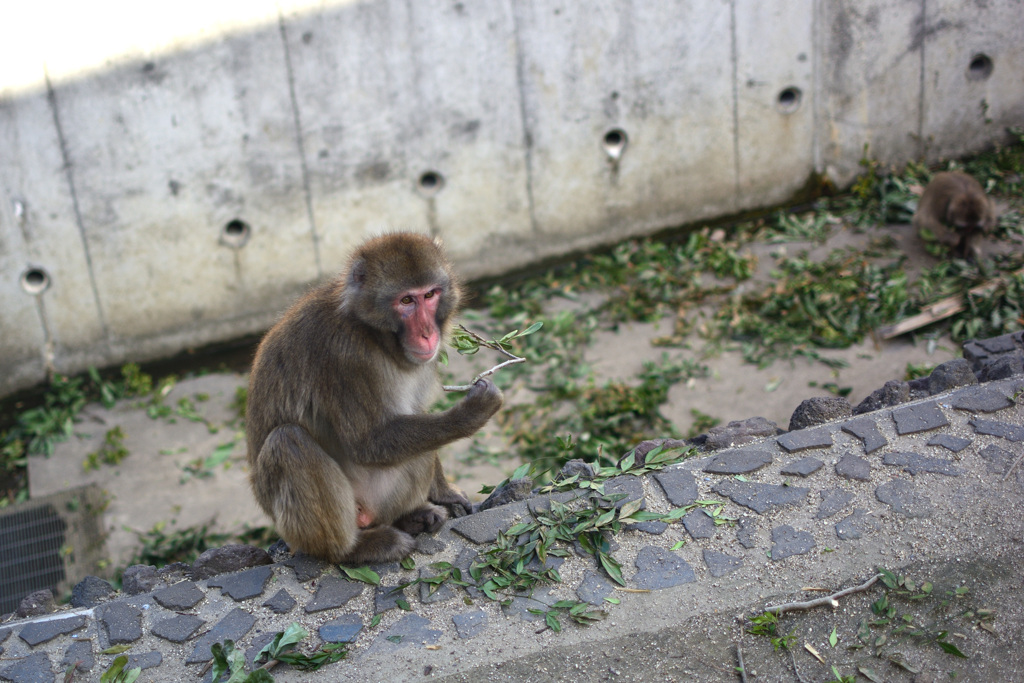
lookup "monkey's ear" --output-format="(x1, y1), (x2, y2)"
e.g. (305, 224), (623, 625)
(348, 258), (367, 290)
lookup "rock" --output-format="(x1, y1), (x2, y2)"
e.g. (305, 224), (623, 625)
(835, 454), (871, 481)
(320, 614), (363, 643)
(70, 576), (116, 608)
(16, 589), (55, 617)
(192, 544), (272, 580)
(699, 417), (779, 450)
(121, 565), (165, 595)
(267, 539), (292, 563)
(777, 428), (833, 453)
(625, 438), (690, 466)
(779, 457), (824, 477)
(906, 377), (931, 401)
(927, 358), (978, 394)
(633, 547), (696, 590)
(477, 477), (534, 511)
(854, 380), (909, 415)
(979, 355), (1024, 382)
(558, 459), (596, 480)
(96, 602), (143, 645)
(788, 396), (852, 431)
(152, 581), (205, 611)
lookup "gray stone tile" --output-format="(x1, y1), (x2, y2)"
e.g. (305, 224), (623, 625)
(18, 615), (86, 647)
(777, 429), (833, 453)
(970, 418), (1024, 442)
(835, 508), (880, 540)
(152, 581), (204, 610)
(950, 385), (1013, 413)
(835, 454), (871, 481)
(319, 614), (363, 643)
(370, 614), (441, 651)
(682, 509), (716, 539)
(652, 468), (698, 507)
(927, 434), (973, 452)
(262, 589), (296, 614)
(576, 570), (617, 605)
(124, 651), (162, 671)
(96, 602), (142, 645)
(450, 502), (526, 544)
(61, 640), (94, 673)
(703, 448), (773, 475)
(882, 452), (960, 476)
(875, 479), (933, 518)
(892, 402), (949, 435)
(185, 608), (256, 664)
(0, 652), (52, 683)
(779, 457), (824, 477)
(815, 488), (855, 520)
(151, 614), (205, 643)
(702, 550), (744, 578)
(841, 418), (888, 454)
(452, 610), (488, 639)
(633, 547), (696, 590)
(770, 525), (815, 561)
(305, 575), (364, 613)
(712, 479), (809, 514)
(208, 565), (273, 602)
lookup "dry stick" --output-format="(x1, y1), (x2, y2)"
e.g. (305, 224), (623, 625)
(788, 647), (810, 683)
(443, 325), (526, 392)
(764, 573), (883, 616)
(1004, 450), (1024, 481)
(736, 643), (748, 683)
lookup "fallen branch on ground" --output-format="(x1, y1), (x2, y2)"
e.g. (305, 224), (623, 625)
(764, 573), (883, 616)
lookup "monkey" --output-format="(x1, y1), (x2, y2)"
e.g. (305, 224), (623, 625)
(913, 171), (996, 259)
(245, 232), (503, 564)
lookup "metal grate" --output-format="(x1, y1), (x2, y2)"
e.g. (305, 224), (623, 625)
(0, 485), (109, 615)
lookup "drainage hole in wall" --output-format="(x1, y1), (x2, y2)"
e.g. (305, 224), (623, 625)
(777, 87), (802, 113)
(221, 219), (251, 248)
(602, 128), (628, 160)
(20, 267), (50, 295)
(418, 171), (444, 195)
(967, 53), (993, 81)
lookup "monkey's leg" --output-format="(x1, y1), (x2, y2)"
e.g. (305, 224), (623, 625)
(428, 453), (472, 517)
(254, 425), (414, 563)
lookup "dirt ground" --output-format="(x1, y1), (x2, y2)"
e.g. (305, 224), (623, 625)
(27, 219), (992, 570)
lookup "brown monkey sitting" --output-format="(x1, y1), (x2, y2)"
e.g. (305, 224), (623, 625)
(913, 171), (996, 259)
(246, 232), (503, 564)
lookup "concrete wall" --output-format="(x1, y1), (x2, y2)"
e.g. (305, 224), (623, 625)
(1, 0), (1021, 396)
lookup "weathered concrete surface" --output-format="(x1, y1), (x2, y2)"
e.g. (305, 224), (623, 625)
(4, 334), (1024, 682)
(1, 0), (1022, 395)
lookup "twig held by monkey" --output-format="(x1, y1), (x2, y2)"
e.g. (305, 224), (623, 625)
(913, 171), (996, 260)
(246, 232), (503, 564)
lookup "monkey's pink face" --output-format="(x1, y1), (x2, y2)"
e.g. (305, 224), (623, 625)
(395, 286), (443, 363)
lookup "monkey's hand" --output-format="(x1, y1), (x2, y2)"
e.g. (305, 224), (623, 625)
(460, 378), (503, 421)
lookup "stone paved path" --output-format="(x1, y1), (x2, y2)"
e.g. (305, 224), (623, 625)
(3, 333), (1024, 682)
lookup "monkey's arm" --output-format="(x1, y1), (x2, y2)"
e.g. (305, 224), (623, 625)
(356, 379), (503, 467)
(913, 207), (959, 247)
(428, 454), (472, 517)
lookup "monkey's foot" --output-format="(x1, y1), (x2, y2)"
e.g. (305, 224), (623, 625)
(395, 504), (448, 535)
(344, 526), (415, 564)
(430, 487), (473, 518)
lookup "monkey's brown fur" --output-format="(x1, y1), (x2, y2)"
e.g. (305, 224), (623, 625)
(246, 233), (503, 564)
(913, 171), (996, 259)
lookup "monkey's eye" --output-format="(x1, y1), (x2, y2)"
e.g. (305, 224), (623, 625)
(424, 290), (436, 299)
(400, 295), (413, 305)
